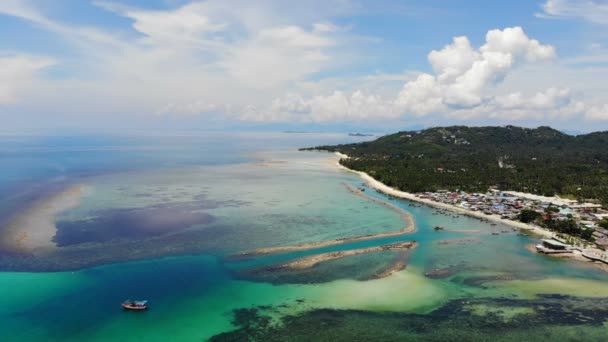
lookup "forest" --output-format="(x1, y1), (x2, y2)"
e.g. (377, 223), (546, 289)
(303, 126), (608, 205)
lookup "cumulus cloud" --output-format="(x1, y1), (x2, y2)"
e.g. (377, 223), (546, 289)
(397, 26), (556, 111)
(394, 74), (445, 115)
(261, 26), (608, 124)
(537, 0), (608, 24)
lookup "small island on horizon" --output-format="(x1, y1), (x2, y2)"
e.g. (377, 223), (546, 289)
(348, 132), (375, 137)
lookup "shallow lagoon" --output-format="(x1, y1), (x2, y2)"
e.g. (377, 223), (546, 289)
(1, 133), (607, 341)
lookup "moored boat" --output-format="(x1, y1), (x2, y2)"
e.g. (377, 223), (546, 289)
(122, 300), (148, 311)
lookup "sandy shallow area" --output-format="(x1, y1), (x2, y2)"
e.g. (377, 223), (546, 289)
(0, 184), (87, 253)
(233, 182), (416, 258)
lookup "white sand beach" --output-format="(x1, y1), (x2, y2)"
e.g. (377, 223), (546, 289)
(334, 152), (555, 239)
(0, 184), (87, 253)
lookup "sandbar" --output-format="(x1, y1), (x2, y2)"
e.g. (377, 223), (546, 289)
(258, 241), (417, 271)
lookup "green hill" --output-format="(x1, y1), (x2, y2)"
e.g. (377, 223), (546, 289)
(303, 126), (608, 204)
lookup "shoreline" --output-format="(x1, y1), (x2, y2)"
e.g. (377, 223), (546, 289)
(334, 152), (555, 239)
(333, 152), (608, 270)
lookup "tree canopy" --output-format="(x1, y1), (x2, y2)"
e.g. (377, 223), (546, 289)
(303, 125), (608, 204)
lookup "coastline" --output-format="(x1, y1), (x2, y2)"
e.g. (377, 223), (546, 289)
(333, 152), (608, 271)
(333, 152), (555, 238)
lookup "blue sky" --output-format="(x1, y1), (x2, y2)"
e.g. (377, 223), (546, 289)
(1, 0), (608, 133)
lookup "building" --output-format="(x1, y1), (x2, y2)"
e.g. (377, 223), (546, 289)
(536, 239), (572, 253)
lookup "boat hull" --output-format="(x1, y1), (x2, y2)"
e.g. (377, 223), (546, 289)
(122, 304), (148, 311)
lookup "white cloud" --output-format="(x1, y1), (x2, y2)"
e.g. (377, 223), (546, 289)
(396, 26), (555, 112)
(586, 104), (608, 120)
(262, 26), (608, 124)
(493, 87), (571, 110)
(481, 27), (556, 62)
(126, 5), (227, 44)
(0, 0), (352, 122)
(537, 0), (608, 24)
(222, 25), (335, 87)
(266, 90), (395, 122)
(452, 87), (584, 121)
(428, 36), (479, 83)
(0, 54), (55, 104)
(394, 74), (445, 115)
(1, 1), (608, 129)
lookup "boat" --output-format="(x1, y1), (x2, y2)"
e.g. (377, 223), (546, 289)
(434, 226), (445, 231)
(122, 300), (148, 311)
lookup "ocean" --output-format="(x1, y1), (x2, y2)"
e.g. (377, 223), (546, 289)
(1, 132), (607, 341)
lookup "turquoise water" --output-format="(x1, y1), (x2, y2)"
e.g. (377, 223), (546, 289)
(1, 133), (608, 341)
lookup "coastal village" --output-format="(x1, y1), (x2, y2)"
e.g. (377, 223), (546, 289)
(334, 149), (608, 269)
(414, 189), (608, 265)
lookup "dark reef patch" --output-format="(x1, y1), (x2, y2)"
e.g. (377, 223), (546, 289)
(53, 198), (248, 247)
(211, 296), (608, 341)
(424, 263), (466, 279)
(0, 218), (297, 271)
(461, 274), (517, 287)
(54, 205), (214, 246)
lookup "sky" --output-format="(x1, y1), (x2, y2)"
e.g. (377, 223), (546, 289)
(1, 0), (608, 133)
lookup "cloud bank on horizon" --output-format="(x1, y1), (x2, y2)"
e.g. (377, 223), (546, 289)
(1, 0), (608, 131)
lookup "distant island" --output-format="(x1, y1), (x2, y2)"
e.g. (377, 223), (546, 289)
(303, 125), (608, 205)
(282, 131), (375, 137)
